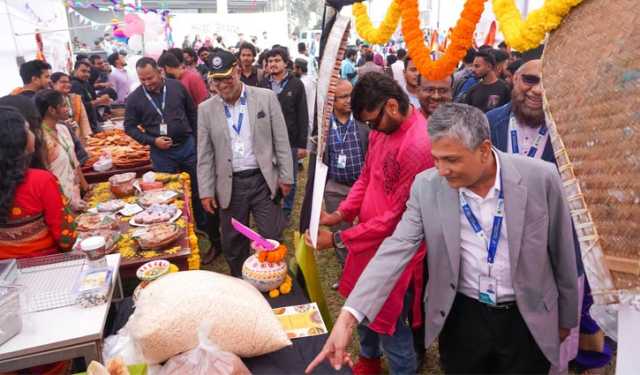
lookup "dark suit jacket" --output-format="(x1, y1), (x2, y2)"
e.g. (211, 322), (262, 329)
(260, 75), (309, 149)
(487, 102), (584, 276)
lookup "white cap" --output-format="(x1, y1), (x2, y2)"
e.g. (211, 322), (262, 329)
(80, 236), (106, 251)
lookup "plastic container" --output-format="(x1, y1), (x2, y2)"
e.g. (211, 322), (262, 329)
(0, 286), (22, 345)
(73, 268), (112, 308)
(93, 158), (113, 172)
(80, 236), (108, 269)
(109, 172), (136, 198)
(0, 259), (18, 285)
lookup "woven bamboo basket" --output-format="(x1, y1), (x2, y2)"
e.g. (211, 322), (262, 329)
(542, 0), (640, 302)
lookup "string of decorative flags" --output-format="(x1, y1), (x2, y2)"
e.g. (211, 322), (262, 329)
(63, 0), (174, 48)
(352, 0), (584, 79)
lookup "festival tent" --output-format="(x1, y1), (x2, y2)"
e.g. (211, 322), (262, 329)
(0, 0), (71, 95)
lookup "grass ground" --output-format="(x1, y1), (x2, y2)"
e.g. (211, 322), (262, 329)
(202, 159), (615, 374)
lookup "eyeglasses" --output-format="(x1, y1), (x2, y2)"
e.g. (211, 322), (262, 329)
(422, 87), (452, 96)
(362, 100), (388, 130)
(521, 74), (541, 86)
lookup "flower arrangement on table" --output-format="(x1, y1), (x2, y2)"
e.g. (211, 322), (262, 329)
(85, 172), (200, 270)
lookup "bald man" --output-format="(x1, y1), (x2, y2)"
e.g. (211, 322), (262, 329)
(486, 59), (608, 374)
(323, 79), (370, 271)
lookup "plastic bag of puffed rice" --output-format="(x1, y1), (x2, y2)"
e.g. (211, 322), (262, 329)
(128, 271), (291, 364)
(158, 320), (251, 375)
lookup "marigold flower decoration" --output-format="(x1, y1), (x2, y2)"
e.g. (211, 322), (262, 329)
(492, 0), (583, 51)
(352, 0), (401, 45)
(399, 0), (485, 80)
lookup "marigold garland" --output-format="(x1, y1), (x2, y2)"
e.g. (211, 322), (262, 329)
(492, 0), (583, 51)
(352, 0), (401, 45)
(399, 0), (485, 80)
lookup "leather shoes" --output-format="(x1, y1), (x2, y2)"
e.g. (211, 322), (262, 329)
(201, 239), (222, 265)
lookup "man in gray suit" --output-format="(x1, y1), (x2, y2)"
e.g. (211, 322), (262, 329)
(307, 103), (579, 374)
(197, 50), (294, 277)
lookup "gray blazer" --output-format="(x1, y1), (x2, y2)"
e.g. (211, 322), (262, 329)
(197, 85), (294, 209)
(345, 151), (579, 365)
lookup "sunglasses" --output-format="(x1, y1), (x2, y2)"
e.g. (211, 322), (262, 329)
(521, 74), (541, 86)
(363, 100), (388, 130)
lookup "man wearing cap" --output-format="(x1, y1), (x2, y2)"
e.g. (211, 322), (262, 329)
(197, 50), (294, 277)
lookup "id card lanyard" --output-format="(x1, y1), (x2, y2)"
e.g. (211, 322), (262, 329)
(509, 115), (548, 158)
(143, 83), (167, 135)
(331, 115), (354, 169)
(459, 177), (505, 278)
(224, 90), (248, 135)
(331, 114), (354, 145)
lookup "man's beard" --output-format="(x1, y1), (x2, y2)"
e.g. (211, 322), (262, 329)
(512, 90), (545, 127)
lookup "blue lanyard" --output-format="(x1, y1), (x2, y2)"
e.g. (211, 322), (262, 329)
(509, 115), (548, 158)
(459, 176), (505, 267)
(224, 90), (247, 135)
(331, 115), (354, 145)
(143, 84), (166, 123)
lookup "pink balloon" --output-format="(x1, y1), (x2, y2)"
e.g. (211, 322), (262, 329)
(122, 14), (145, 37)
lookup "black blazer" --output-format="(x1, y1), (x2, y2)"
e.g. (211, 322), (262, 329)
(260, 75), (309, 149)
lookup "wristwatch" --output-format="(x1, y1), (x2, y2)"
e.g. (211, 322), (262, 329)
(332, 231), (344, 249)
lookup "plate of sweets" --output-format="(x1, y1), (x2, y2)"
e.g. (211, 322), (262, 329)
(76, 212), (119, 231)
(132, 223), (183, 250)
(130, 204), (181, 227)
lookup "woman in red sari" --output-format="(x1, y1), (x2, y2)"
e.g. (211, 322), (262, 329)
(0, 106), (76, 260)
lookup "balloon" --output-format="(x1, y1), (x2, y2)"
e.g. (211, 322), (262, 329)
(145, 40), (166, 60)
(128, 34), (143, 52)
(122, 13), (145, 37)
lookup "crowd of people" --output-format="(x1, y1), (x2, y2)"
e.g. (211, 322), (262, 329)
(0, 34), (613, 375)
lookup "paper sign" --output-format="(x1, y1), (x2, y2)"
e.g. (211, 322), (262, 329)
(273, 302), (327, 339)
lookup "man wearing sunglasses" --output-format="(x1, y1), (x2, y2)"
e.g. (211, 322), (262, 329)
(307, 72), (434, 375)
(196, 50), (293, 278)
(486, 59), (611, 375)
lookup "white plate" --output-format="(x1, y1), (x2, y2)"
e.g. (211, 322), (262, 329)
(129, 208), (182, 227)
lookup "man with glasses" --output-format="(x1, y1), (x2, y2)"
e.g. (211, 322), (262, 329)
(486, 59), (610, 375)
(307, 72), (433, 375)
(417, 74), (453, 119)
(197, 50), (293, 277)
(322, 79), (369, 282)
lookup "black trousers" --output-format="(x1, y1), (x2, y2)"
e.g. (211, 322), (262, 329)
(439, 293), (550, 374)
(219, 171), (287, 277)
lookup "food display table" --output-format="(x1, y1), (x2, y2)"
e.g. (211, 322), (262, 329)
(84, 163), (153, 184)
(83, 173), (200, 278)
(82, 128), (151, 184)
(0, 254), (122, 373)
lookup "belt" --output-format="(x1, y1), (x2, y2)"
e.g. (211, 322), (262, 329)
(169, 139), (186, 148)
(486, 300), (517, 310)
(458, 293), (517, 311)
(232, 169), (261, 178)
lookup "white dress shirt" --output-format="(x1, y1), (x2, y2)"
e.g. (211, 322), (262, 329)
(391, 59), (406, 88)
(344, 150), (515, 322)
(506, 114), (549, 159)
(458, 150), (515, 302)
(225, 84), (259, 172)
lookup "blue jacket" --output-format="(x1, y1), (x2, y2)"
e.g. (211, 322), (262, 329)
(487, 102), (585, 276)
